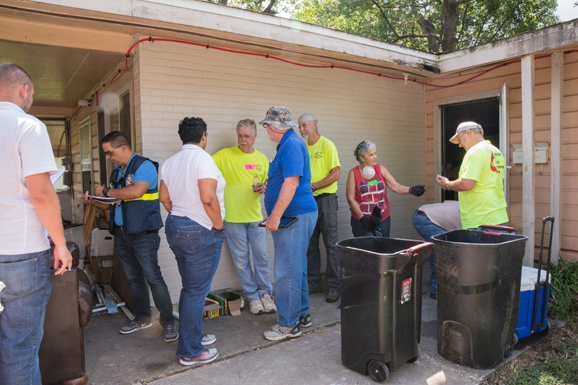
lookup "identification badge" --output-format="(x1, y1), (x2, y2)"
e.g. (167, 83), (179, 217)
(401, 278), (412, 304)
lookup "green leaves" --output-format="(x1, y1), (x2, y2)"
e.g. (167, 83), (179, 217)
(287, 0), (560, 52)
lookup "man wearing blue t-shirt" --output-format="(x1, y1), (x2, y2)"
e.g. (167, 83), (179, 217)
(80, 132), (176, 342)
(259, 107), (318, 341)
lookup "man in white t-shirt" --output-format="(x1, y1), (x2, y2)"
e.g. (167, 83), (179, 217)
(0, 63), (72, 385)
(412, 201), (461, 299)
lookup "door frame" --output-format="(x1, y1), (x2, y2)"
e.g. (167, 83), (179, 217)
(432, 86), (509, 204)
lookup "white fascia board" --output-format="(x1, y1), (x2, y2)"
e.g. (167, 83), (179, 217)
(28, 0), (438, 70)
(439, 20), (578, 73)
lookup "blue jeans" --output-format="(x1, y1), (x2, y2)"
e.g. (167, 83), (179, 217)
(0, 250), (52, 385)
(307, 194), (340, 292)
(271, 210), (318, 328)
(165, 214), (226, 358)
(224, 221), (272, 302)
(350, 215), (391, 238)
(411, 210), (445, 295)
(114, 229), (175, 326)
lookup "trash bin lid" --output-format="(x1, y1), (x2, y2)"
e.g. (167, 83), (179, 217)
(520, 266), (550, 291)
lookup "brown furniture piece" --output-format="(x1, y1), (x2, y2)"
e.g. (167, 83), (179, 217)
(39, 241), (93, 385)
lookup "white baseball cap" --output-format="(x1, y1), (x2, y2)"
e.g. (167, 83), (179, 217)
(449, 121), (481, 144)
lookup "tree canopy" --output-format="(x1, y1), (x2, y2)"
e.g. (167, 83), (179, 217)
(223, 0), (560, 53)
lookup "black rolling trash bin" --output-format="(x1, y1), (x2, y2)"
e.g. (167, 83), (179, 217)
(337, 237), (434, 383)
(431, 226), (528, 369)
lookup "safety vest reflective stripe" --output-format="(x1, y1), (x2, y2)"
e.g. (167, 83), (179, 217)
(124, 192), (159, 202)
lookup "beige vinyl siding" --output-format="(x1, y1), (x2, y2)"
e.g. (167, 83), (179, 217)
(134, 41), (427, 302)
(425, 51), (578, 262)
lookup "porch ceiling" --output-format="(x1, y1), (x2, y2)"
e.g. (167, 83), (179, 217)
(0, 39), (124, 109)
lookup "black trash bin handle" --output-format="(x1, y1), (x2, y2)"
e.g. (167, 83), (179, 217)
(477, 224), (518, 234)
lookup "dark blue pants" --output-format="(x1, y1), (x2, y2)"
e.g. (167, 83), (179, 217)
(165, 214), (226, 358)
(114, 228), (175, 326)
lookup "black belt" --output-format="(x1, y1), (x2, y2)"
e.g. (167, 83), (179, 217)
(416, 210), (427, 217)
(314, 193), (335, 200)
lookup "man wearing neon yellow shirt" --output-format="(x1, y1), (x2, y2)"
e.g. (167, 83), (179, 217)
(213, 119), (276, 316)
(298, 113), (341, 303)
(436, 121), (508, 229)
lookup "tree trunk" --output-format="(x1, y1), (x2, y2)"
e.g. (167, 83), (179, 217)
(440, 0), (462, 52)
(263, 0), (277, 13)
(418, 16), (440, 53)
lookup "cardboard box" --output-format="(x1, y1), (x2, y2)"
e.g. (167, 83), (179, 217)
(91, 255), (113, 283)
(91, 229), (114, 257)
(213, 289), (245, 316)
(203, 298), (221, 320)
(207, 292), (227, 316)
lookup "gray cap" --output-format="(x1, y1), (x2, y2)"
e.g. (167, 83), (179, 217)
(449, 121), (482, 144)
(298, 113), (318, 123)
(259, 106), (298, 130)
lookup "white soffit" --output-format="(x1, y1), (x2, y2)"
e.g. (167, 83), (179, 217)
(25, 0), (438, 72)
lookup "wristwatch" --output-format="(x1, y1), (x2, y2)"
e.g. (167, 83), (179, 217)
(213, 226), (225, 233)
(103, 187), (110, 197)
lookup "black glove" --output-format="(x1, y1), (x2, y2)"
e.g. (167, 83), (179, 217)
(410, 185), (426, 197)
(370, 206), (382, 227)
(360, 216), (373, 232)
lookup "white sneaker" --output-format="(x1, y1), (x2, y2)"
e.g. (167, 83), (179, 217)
(261, 293), (277, 313)
(263, 323), (302, 341)
(250, 299), (264, 315)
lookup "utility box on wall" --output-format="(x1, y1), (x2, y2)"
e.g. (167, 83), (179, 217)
(512, 142), (549, 164)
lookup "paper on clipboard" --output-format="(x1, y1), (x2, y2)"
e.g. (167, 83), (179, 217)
(88, 195), (122, 204)
(50, 169), (65, 185)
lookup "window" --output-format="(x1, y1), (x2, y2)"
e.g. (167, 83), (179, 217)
(79, 117), (92, 194)
(97, 83), (133, 184)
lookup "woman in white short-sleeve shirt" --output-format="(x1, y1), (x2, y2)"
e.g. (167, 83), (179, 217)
(160, 117), (226, 366)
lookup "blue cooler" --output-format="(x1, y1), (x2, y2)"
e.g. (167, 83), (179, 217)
(516, 266), (551, 339)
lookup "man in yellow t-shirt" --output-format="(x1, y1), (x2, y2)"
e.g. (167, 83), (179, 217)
(436, 121), (508, 229)
(298, 113), (341, 303)
(213, 119), (276, 316)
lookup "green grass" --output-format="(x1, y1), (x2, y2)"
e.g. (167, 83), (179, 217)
(501, 355), (578, 385)
(548, 260), (578, 320)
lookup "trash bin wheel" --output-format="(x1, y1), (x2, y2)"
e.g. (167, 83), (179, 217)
(368, 360), (389, 383)
(504, 333), (518, 358)
(407, 349), (419, 363)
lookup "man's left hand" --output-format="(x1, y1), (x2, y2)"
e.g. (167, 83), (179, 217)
(95, 185), (106, 196)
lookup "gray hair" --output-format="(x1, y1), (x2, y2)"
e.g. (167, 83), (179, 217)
(470, 126), (485, 136)
(354, 141), (376, 164)
(236, 119), (257, 134)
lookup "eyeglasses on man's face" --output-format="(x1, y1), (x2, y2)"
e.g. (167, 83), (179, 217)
(104, 144), (124, 157)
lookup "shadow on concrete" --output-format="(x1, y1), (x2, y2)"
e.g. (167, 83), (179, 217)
(84, 264), (525, 385)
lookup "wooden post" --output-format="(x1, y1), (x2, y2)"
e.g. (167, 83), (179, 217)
(550, 52), (563, 264)
(521, 55), (535, 267)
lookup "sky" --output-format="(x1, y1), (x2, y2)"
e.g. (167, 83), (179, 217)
(556, 0), (578, 21)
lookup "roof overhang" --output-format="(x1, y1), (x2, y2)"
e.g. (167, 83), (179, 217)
(439, 19), (578, 73)
(0, 0), (439, 76)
